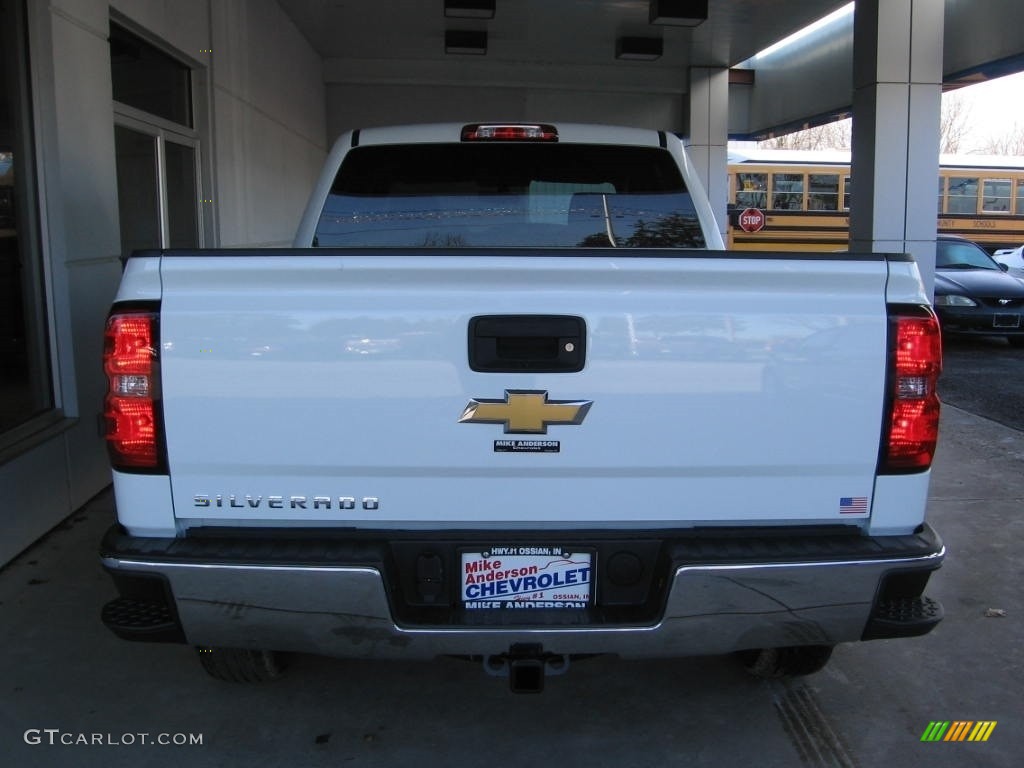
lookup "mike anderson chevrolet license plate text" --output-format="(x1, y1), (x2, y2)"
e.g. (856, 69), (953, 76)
(461, 547), (593, 609)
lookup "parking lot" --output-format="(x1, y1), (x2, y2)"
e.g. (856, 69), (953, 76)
(939, 335), (1024, 432)
(1, 338), (1021, 768)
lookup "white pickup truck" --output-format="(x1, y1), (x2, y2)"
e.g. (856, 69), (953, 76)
(100, 122), (944, 692)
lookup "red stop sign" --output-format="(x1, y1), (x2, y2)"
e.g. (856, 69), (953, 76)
(738, 207), (766, 233)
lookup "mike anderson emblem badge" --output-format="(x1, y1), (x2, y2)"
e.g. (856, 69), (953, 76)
(459, 390), (592, 434)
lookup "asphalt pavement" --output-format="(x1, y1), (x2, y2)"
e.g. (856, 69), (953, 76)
(939, 335), (1024, 432)
(0, 385), (1021, 766)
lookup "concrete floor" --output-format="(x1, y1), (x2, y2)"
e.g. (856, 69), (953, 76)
(0, 405), (1021, 767)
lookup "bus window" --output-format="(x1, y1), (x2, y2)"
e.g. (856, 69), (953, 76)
(937, 177), (944, 214)
(808, 174), (839, 210)
(982, 179), (1011, 212)
(947, 177), (978, 214)
(771, 173), (803, 210)
(1017, 179), (1024, 215)
(735, 172), (767, 208)
(843, 176), (851, 210)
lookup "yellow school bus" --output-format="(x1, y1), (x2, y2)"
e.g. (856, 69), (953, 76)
(727, 150), (1024, 252)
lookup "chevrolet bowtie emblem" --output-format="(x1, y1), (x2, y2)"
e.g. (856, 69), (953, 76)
(459, 390), (592, 434)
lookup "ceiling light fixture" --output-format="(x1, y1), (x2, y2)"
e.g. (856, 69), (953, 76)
(648, 0), (708, 27)
(444, 0), (496, 19)
(445, 29), (488, 55)
(616, 37), (663, 61)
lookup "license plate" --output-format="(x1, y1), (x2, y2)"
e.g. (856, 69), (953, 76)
(993, 314), (1021, 329)
(460, 547), (593, 609)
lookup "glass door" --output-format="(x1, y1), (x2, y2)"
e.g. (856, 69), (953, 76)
(0, 0), (53, 437)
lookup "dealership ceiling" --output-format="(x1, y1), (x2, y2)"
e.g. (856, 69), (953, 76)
(277, 0), (847, 71)
(277, 0), (1024, 138)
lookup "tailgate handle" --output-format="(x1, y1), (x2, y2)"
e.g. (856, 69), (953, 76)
(469, 315), (586, 373)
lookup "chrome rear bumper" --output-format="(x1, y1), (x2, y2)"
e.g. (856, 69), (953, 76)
(100, 525), (944, 659)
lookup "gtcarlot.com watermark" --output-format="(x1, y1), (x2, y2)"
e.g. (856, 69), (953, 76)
(24, 729), (203, 747)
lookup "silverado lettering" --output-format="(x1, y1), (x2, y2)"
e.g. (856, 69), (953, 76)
(192, 495), (379, 510)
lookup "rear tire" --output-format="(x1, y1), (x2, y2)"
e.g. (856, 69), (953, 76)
(195, 646), (287, 683)
(737, 645), (834, 679)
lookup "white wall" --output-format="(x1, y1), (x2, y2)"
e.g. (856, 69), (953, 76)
(326, 82), (685, 141)
(207, 0), (326, 246)
(323, 58), (687, 141)
(1, 0), (326, 565)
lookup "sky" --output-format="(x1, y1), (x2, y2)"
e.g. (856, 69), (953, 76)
(951, 72), (1024, 154)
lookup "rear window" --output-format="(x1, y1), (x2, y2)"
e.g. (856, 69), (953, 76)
(314, 144), (705, 249)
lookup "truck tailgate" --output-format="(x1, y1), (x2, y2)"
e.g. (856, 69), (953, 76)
(158, 251), (890, 529)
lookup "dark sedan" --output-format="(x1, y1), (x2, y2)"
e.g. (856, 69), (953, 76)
(933, 235), (1024, 347)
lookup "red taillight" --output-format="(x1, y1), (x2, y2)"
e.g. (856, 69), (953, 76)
(461, 123), (559, 142)
(883, 310), (942, 472)
(104, 310), (162, 471)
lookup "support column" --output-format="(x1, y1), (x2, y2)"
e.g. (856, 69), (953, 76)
(687, 67), (729, 246)
(849, 0), (944, 295)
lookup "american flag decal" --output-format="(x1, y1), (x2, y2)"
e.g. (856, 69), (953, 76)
(839, 496), (869, 514)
